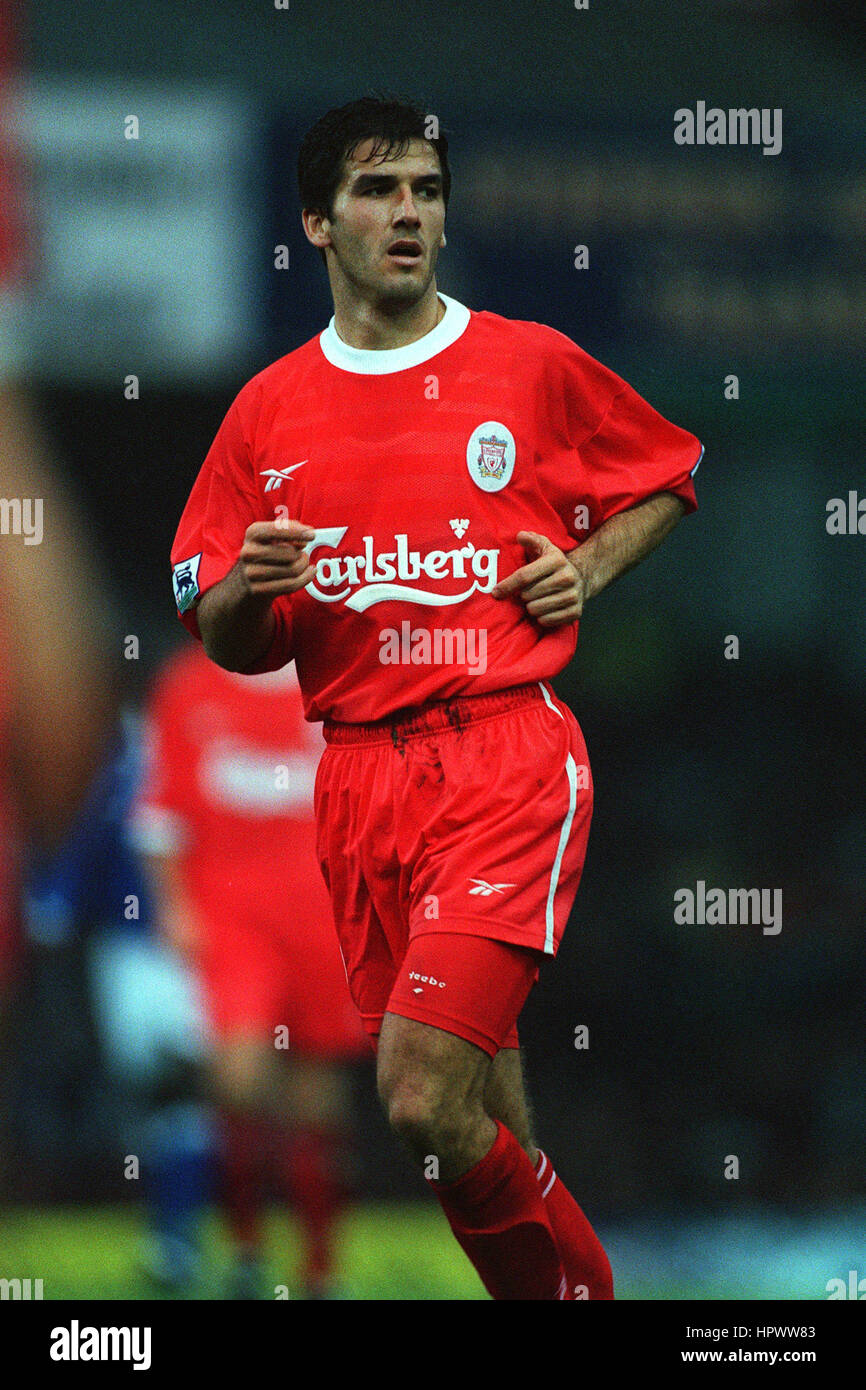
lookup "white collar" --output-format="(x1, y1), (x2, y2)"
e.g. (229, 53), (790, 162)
(319, 293), (470, 375)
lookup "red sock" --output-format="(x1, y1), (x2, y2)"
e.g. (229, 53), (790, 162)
(220, 1114), (271, 1253)
(281, 1126), (345, 1292)
(429, 1122), (569, 1300)
(534, 1149), (614, 1299)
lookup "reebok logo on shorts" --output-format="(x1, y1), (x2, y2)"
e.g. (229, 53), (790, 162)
(468, 878), (515, 897)
(409, 972), (447, 992)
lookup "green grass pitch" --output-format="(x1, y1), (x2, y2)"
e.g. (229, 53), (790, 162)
(0, 1203), (780, 1299)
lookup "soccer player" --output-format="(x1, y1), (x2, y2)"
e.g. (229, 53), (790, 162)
(132, 644), (367, 1298)
(171, 97), (702, 1300)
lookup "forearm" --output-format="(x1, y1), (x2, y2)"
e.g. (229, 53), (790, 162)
(196, 560), (277, 672)
(567, 491), (686, 603)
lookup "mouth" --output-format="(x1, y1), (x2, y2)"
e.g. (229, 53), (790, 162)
(386, 239), (424, 266)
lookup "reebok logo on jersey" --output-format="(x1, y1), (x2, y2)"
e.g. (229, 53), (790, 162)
(468, 878), (515, 897)
(304, 528), (499, 612)
(260, 461), (307, 491)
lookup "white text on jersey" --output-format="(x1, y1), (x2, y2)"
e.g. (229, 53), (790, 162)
(304, 529), (499, 612)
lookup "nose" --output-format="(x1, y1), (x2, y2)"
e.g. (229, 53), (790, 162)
(393, 186), (421, 225)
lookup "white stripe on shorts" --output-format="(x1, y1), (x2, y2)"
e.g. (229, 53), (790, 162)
(538, 683), (579, 955)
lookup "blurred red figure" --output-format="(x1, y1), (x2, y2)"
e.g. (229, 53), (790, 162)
(133, 645), (367, 1298)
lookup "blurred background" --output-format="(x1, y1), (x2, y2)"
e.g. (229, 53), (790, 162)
(1, 0), (864, 1299)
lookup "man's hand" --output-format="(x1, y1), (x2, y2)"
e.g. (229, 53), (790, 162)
(492, 494), (688, 632)
(197, 518), (317, 671)
(492, 531), (587, 628)
(239, 519), (318, 597)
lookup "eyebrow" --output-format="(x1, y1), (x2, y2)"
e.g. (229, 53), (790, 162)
(350, 171), (443, 192)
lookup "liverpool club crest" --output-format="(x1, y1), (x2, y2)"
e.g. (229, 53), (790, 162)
(477, 435), (509, 480)
(466, 421), (516, 493)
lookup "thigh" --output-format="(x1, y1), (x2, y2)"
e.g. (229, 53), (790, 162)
(385, 932), (541, 1061)
(314, 742), (409, 1045)
(377, 1008), (492, 1113)
(406, 690), (593, 960)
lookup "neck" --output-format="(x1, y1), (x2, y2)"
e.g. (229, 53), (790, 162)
(330, 281), (444, 350)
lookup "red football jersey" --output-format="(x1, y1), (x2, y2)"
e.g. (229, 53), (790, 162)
(172, 296), (701, 723)
(132, 644), (331, 938)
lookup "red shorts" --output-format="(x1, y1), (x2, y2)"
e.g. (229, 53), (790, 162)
(387, 932), (542, 1058)
(199, 902), (368, 1059)
(314, 682), (593, 1056)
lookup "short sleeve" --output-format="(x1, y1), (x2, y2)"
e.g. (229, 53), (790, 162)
(536, 334), (702, 541)
(578, 381), (701, 529)
(170, 398), (261, 639)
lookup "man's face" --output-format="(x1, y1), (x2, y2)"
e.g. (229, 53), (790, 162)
(317, 137), (446, 306)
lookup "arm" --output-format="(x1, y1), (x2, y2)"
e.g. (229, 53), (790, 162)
(493, 491), (687, 627)
(196, 519), (317, 671)
(568, 490), (686, 607)
(140, 851), (205, 963)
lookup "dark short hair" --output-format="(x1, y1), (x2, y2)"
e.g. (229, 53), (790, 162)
(297, 95), (451, 219)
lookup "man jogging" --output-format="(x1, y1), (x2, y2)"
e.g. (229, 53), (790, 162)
(171, 96), (702, 1301)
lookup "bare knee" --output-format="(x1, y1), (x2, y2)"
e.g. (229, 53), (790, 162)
(212, 1037), (271, 1114)
(376, 1014), (497, 1176)
(378, 1063), (465, 1154)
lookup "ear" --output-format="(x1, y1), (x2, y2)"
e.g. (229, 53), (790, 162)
(302, 208), (332, 250)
